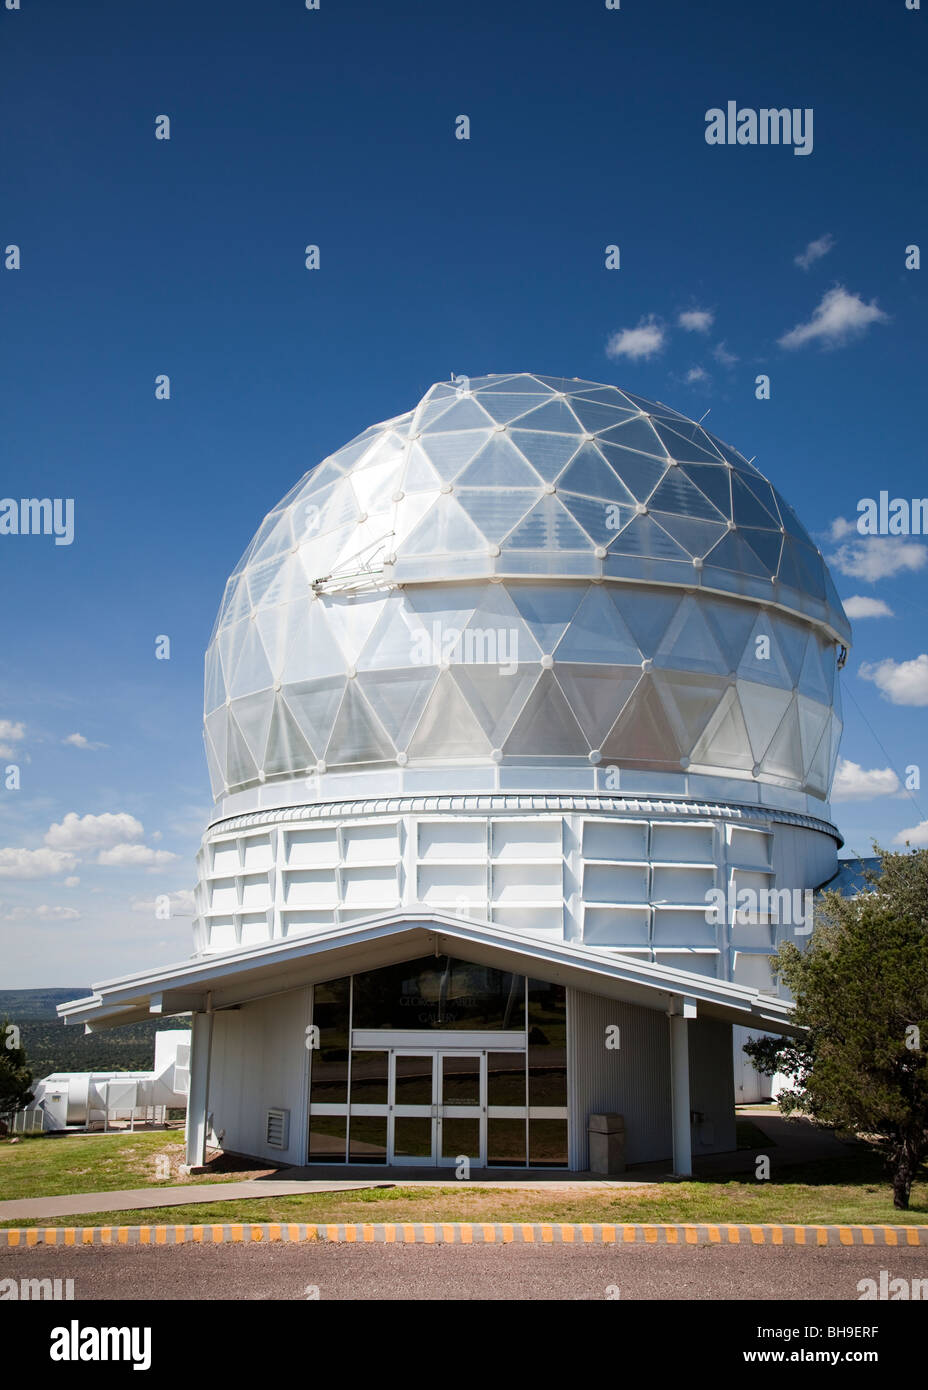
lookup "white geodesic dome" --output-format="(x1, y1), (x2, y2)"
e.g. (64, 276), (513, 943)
(203, 374), (849, 802)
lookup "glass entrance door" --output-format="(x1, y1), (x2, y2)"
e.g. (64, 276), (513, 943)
(390, 1052), (435, 1165)
(438, 1052), (484, 1168)
(383, 1049), (487, 1166)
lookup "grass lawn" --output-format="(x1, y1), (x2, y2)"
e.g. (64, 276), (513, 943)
(1, 1148), (926, 1228)
(0, 1131), (274, 1200)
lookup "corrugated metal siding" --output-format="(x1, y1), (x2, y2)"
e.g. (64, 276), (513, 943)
(567, 987), (672, 1168)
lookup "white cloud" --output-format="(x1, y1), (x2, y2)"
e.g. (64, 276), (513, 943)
(842, 596), (894, 619)
(685, 366), (710, 384)
(606, 316), (666, 361)
(97, 843), (177, 869)
(0, 719), (26, 759)
(64, 733), (106, 750)
(831, 758), (900, 802)
(131, 889), (195, 917)
(825, 516), (855, 542)
(894, 820), (928, 848)
(64, 876), (80, 888)
(0, 847), (79, 880)
(0, 903), (82, 922)
(45, 811), (144, 853)
(827, 537), (927, 582)
(778, 285), (889, 349)
(712, 342), (738, 366)
(859, 653), (928, 706)
(794, 233), (835, 271)
(678, 309), (714, 333)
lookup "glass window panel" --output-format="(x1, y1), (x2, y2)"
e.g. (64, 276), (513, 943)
(528, 1118), (568, 1167)
(442, 1055), (480, 1106)
(394, 1055), (434, 1106)
(488, 1118), (528, 1167)
(356, 668), (437, 748)
(449, 662), (540, 746)
(307, 1115), (347, 1163)
(555, 664), (641, 748)
(508, 430), (580, 480)
(420, 397), (494, 433)
(456, 437), (543, 488)
(512, 399), (585, 434)
(324, 684), (395, 764)
(476, 374), (550, 395)
(441, 1118), (480, 1161)
(406, 672), (493, 759)
(283, 678), (345, 757)
(487, 1052), (526, 1107)
(393, 1117), (433, 1158)
(598, 417), (667, 458)
(348, 1115), (387, 1164)
(608, 514), (690, 561)
(504, 496), (594, 551)
(730, 475), (781, 530)
(353, 957), (526, 1031)
(568, 399), (643, 435)
(402, 495), (487, 556)
(559, 491), (626, 546)
(418, 429), (492, 481)
(597, 446), (668, 501)
(350, 1050), (388, 1105)
(504, 672), (589, 755)
(648, 469), (728, 522)
(652, 421), (724, 465)
(557, 444), (636, 502)
(456, 487), (540, 542)
(527, 981), (567, 1107)
(506, 583), (585, 653)
(554, 586), (641, 665)
(310, 977), (350, 1104)
(470, 392), (546, 426)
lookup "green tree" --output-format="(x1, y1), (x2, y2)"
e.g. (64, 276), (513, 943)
(745, 846), (928, 1210)
(0, 1018), (34, 1132)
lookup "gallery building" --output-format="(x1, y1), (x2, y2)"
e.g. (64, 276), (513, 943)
(60, 374), (850, 1175)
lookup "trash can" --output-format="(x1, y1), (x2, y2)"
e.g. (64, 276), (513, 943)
(588, 1113), (626, 1175)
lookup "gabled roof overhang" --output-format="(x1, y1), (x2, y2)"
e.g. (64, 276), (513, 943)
(58, 909), (797, 1036)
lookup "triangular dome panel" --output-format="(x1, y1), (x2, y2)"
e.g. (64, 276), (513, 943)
(504, 671), (589, 755)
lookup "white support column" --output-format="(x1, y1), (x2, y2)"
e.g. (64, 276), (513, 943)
(669, 995), (697, 1177)
(185, 1008), (214, 1168)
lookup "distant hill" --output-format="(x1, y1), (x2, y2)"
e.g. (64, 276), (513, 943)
(0, 988), (91, 1021)
(0, 988), (190, 1077)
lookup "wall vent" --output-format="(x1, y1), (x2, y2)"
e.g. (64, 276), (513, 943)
(266, 1107), (290, 1150)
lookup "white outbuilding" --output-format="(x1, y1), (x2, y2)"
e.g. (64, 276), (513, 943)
(60, 374), (850, 1174)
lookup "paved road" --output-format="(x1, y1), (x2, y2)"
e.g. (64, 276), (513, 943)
(3, 1241), (927, 1300)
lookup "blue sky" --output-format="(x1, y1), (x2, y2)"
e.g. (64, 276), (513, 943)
(1, 0), (925, 985)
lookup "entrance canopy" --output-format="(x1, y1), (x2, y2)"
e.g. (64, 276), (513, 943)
(58, 909), (796, 1036)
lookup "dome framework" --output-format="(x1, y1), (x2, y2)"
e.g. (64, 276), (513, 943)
(204, 375), (848, 806)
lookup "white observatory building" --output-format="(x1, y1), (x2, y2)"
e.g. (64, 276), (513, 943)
(60, 374), (850, 1174)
